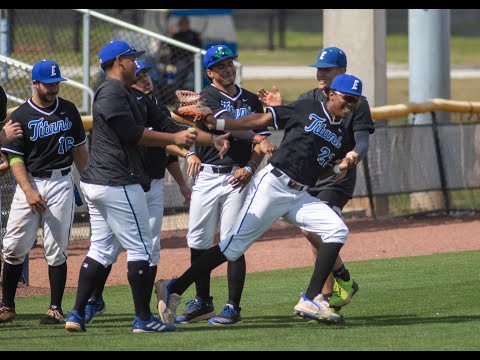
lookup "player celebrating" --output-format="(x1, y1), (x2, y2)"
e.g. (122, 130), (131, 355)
(81, 60), (200, 324)
(64, 40), (229, 333)
(0, 60), (88, 325)
(169, 44), (276, 326)
(257, 47), (375, 310)
(156, 73), (364, 326)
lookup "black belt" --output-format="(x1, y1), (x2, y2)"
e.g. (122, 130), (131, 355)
(31, 168), (70, 178)
(200, 165), (234, 174)
(270, 167), (309, 191)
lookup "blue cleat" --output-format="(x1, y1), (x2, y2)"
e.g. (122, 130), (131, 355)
(65, 310), (86, 332)
(131, 315), (178, 333)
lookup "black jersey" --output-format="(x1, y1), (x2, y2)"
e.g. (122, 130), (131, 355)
(195, 84), (270, 166)
(131, 88), (187, 180)
(1, 97), (86, 173)
(267, 99), (347, 187)
(81, 78), (150, 190)
(298, 88), (375, 197)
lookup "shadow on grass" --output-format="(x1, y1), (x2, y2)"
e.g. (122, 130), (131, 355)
(342, 314), (480, 327)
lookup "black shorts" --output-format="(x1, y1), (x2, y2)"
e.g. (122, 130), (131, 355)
(309, 189), (350, 211)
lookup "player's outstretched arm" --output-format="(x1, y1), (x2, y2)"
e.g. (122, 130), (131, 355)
(139, 128), (197, 148)
(204, 112), (274, 131)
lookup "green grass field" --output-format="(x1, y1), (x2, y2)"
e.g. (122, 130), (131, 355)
(1, 250), (479, 351)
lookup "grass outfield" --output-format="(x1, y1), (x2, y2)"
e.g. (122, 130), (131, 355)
(1, 251), (479, 351)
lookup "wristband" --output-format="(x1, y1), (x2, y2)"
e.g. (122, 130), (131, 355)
(244, 166), (254, 174)
(9, 155), (24, 166)
(184, 150), (196, 160)
(216, 119), (225, 131)
(333, 165), (342, 174)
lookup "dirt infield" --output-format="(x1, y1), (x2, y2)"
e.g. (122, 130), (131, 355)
(11, 213), (480, 298)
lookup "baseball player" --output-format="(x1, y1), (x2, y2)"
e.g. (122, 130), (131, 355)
(64, 40), (229, 333)
(0, 60), (88, 325)
(257, 47), (375, 310)
(156, 73), (365, 326)
(81, 60), (198, 324)
(170, 44), (276, 326)
(0, 85), (24, 279)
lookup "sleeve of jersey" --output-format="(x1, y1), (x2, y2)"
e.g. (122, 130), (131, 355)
(147, 101), (187, 133)
(351, 98), (375, 134)
(110, 114), (144, 144)
(265, 104), (294, 130)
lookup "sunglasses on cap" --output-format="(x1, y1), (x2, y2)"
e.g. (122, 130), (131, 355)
(334, 91), (361, 104)
(213, 47), (234, 60)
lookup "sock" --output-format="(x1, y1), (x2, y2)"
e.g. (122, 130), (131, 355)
(191, 248), (212, 300)
(73, 257), (109, 316)
(89, 264), (112, 302)
(127, 260), (152, 321)
(170, 245), (227, 295)
(1, 262), (24, 308)
(227, 255), (246, 309)
(333, 265), (350, 282)
(48, 262), (67, 310)
(306, 242), (343, 300)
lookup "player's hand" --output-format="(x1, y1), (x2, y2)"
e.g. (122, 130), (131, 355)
(198, 114), (217, 130)
(345, 151), (360, 166)
(258, 138), (277, 157)
(257, 86), (282, 106)
(230, 167), (254, 193)
(179, 184), (192, 206)
(186, 153), (201, 177)
(174, 129), (197, 148)
(0, 120), (23, 144)
(333, 158), (349, 181)
(213, 133), (230, 160)
(25, 189), (47, 214)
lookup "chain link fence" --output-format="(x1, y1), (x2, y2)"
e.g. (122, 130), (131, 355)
(1, 9), (480, 245)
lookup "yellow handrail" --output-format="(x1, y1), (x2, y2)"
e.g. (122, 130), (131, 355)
(7, 98), (480, 130)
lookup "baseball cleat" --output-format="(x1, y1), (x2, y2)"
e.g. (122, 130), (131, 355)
(85, 299), (107, 324)
(175, 297), (216, 324)
(155, 279), (182, 326)
(208, 304), (242, 326)
(0, 305), (16, 323)
(294, 293), (342, 324)
(39, 306), (65, 325)
(131, 315), (178, 333)
(329, 279), (359, 309)
(65, 310), (86, 332)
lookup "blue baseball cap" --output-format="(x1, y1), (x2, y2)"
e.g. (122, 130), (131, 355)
(330, 74), (362, 96)
(98, 40), (145, 65)
(31, 59), (67, 83)
(135, 60), (152, 76)
(203, 44), (237, 69)
(309, 47), (347, 68)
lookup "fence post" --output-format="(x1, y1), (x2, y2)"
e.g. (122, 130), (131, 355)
(362, 156), (376, 219)
(431, 111), (451, 212)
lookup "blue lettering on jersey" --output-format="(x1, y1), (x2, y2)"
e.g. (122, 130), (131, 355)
(220, 100), (254, 119)
(304, 114), (342, 148)
(29, 117), (73, 141)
